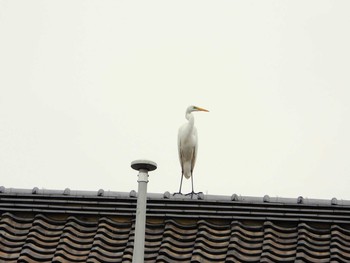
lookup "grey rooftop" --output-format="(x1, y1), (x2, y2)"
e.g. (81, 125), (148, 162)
(1, 186), (350, 224)
(0, 186), (348, 206)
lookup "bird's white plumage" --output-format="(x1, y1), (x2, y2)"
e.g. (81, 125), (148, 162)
(178, 106), (208, 180)
(178, 123), (198, 179)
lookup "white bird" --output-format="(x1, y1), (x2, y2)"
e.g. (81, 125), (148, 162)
(176, 105), (209, 196)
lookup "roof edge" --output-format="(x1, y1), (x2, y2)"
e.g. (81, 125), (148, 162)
(1, 186), (349, 206)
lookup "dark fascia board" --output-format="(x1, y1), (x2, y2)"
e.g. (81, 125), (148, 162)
(1, 187), (350, 224)
(1, 187), (349, 205)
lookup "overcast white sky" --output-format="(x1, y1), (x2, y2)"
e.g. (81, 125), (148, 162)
(1, 0), (350, 200)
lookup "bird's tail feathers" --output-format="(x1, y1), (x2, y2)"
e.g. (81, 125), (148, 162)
(184, 171), (191, 179)
(183, 163), (192, 179)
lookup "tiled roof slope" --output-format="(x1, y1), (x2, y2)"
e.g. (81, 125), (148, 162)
(1, 188), (350, 262)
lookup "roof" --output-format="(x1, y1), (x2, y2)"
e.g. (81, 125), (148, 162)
(1, 187), (350, 262)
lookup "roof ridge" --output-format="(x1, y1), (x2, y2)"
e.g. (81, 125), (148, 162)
(1, 186), (349, 206)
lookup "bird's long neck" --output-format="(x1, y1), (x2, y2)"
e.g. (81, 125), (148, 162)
(185, 112), (195, 135)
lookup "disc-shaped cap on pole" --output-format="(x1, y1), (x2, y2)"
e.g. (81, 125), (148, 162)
(131, 160), (157, 172)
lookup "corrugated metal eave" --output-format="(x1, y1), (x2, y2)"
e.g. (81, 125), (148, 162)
(1, 192), (350, 223)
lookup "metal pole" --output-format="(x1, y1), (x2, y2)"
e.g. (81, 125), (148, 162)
(131, 160), (157, 263)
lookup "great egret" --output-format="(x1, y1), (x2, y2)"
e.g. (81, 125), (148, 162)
(176, 105), (209, 196)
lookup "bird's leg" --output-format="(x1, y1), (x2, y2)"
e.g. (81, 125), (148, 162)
(191, 173), (194, 193)
(173, 173), (184, 196)
(185, 172), (203, 199)
(189, 174), (195, 199)
(179, 173), (184, 193)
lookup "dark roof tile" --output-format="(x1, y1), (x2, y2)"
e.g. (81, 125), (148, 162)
(1, 189), (350, 261)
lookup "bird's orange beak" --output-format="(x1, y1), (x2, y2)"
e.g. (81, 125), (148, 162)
(195, 106), (209, 112)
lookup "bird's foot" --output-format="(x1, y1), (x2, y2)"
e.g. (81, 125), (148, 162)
(173, 192), (183, 196)
(185, 191), (203, 199)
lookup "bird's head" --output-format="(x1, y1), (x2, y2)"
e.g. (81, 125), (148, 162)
(187, 105), (209, 113)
